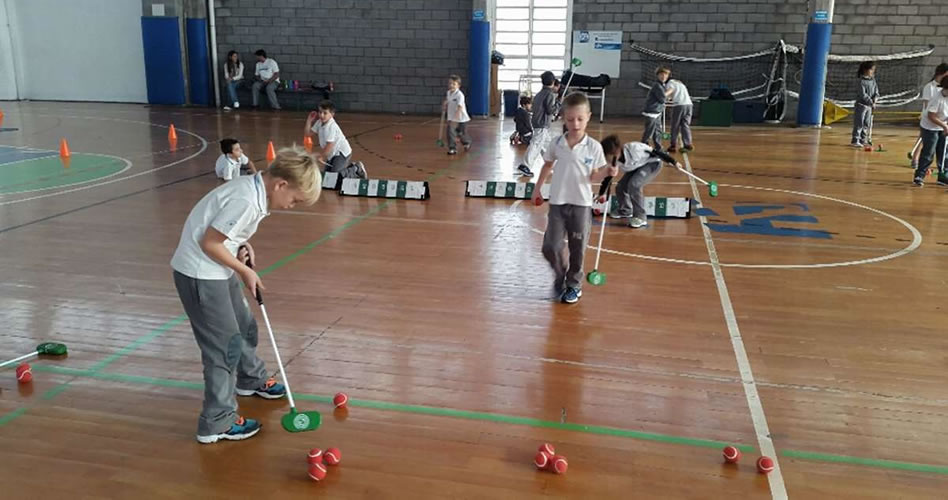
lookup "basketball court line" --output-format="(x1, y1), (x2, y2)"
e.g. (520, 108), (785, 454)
(683, 153), (787, 499)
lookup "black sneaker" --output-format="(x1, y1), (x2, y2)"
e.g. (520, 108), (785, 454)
(937, 173), (948, 186)
(517, 164), (534, 177)
(914, 177), (925, 187)
(463, 142), (472, 152)
(561, 287), (582, 304)
(667, 146), (677, 153)
(682, 145), (694, 152)
(447, 149), (457, 155)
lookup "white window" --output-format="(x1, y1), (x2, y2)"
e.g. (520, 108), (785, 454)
(495, 0), (572, 94)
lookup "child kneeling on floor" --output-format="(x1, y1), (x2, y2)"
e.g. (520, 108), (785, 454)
(171, 146), (321, 444)
(599, 135), (680, 229)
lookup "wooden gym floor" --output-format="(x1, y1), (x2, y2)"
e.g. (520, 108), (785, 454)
(0, 101), (945, 499)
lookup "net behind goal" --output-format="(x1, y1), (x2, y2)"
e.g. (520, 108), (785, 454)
(629, 40), (935, 122)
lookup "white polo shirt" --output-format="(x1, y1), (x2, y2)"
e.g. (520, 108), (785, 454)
(446, 89), (471, 123)
(921, 90), (948, 131)
(171, 173), (269, 280)
(215, 153), (250, 181)
(311, 118), (352, 158)
(921, 80), (940, 111)
(543, 133), (607, 207)
(667, 79), (693, 106)
(255, 58), (280, 82)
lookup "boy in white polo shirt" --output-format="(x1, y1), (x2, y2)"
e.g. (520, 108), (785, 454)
(171, 146), (321, 444)
(444, 74), (472, 155)
(531, 93), (617, 304)
(215, 138), (258, 181)
(304, 100), (367, 179)
(251, 49), (281, 110)
(913, 75), (948, 187)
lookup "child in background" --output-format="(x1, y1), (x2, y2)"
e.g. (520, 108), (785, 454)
(444, 74), (472, 155)
(599, 135), (680, 229)
(666, 78), (694, 153)
(215, 138), (257, 181)
(852, 61), (880, 148)
(642, 67), (674, 150)
(304, 100), (367, 179)
(171, 146), (321, 444)
(518, 71), (560, 177)
(511, 95), (533, 146)
(531, 93), (617, 304)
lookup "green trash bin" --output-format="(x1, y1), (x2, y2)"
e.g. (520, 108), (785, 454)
(698, 100), (734, 127)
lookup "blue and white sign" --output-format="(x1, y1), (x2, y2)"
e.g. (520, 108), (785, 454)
(571, 30), (622, 78)
(473, 9), (484, 20)
(813, 10), (829, 22)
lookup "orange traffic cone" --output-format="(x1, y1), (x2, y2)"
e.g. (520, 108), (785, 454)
(168, 124), (178, 141)
(266, 141), (276, 163)
(303, 135), (313, 152)
(59, 138), (71, 158)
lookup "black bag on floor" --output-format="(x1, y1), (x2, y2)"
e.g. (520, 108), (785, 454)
(560, 71), (611, 89)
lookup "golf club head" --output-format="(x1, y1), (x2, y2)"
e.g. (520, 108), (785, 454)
(709, 181), (719, 198)
(586, 271), (605, 286)
(36, 342), (68, 356)
(571, 57), (582, 67)
(436, 139), (445, 147)
(282, 408), (321, 433)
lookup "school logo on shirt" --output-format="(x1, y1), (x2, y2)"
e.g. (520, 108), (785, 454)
(584, 157), (593, 165)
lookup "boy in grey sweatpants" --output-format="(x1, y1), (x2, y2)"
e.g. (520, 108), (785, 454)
(852, 61), (880, 147)
(642, 67), (673, 150)
(600, 135), (680, 229)
(171, 147), (322, 444)
(531, 93), (617, 304)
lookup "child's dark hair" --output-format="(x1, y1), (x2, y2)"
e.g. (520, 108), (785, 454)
(939, 75), (948, 88)
(220, 138), (239, 155)
(519, 95), (532, 106)
(857, 61), (875, 77)
(934, 63), (948, 79)
(255, 49), (267, 58)
(448, 74), (462, 84)
(600, 135), (621, 156)
(318, 100), (335, 113)
(541, 71), (556, 86)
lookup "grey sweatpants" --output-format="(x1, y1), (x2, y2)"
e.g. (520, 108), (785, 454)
(252, 80), (281, 109)
(173, 271), (268, 436)
(642, 113), (663, 149)
(447, 121), (471, 150)
(542, 204), (592, 290)
(669, 104), (693, 148)
(326, 152), (359, 178)
(851, 103), (872, 144)
(613, 161), (664, 218)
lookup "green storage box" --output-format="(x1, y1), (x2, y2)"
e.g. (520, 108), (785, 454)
(698, 100), (734, 127)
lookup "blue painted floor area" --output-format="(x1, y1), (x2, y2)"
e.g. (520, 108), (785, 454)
(0, 145), (57, 165)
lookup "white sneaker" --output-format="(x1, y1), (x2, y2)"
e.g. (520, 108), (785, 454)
(234, 101), (240, 109)
(355, 161), (367, 179)
(223, 106), (232, 111)
(628, 217), (648, 228)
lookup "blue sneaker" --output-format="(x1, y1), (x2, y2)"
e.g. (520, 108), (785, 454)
(561, 287), (583, 304)
(237, 377), (286, 400)
(196, 415), (261, 444)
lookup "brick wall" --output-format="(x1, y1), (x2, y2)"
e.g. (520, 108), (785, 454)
(572, 0), (948, 116)
(214, 0), (472, 114)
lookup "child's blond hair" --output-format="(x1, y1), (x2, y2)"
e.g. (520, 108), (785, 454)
(268, 146), (322, 205)
(656, 67), (671, 76)
(562, 92), (591, 113)
(448, 74), (462, 84)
